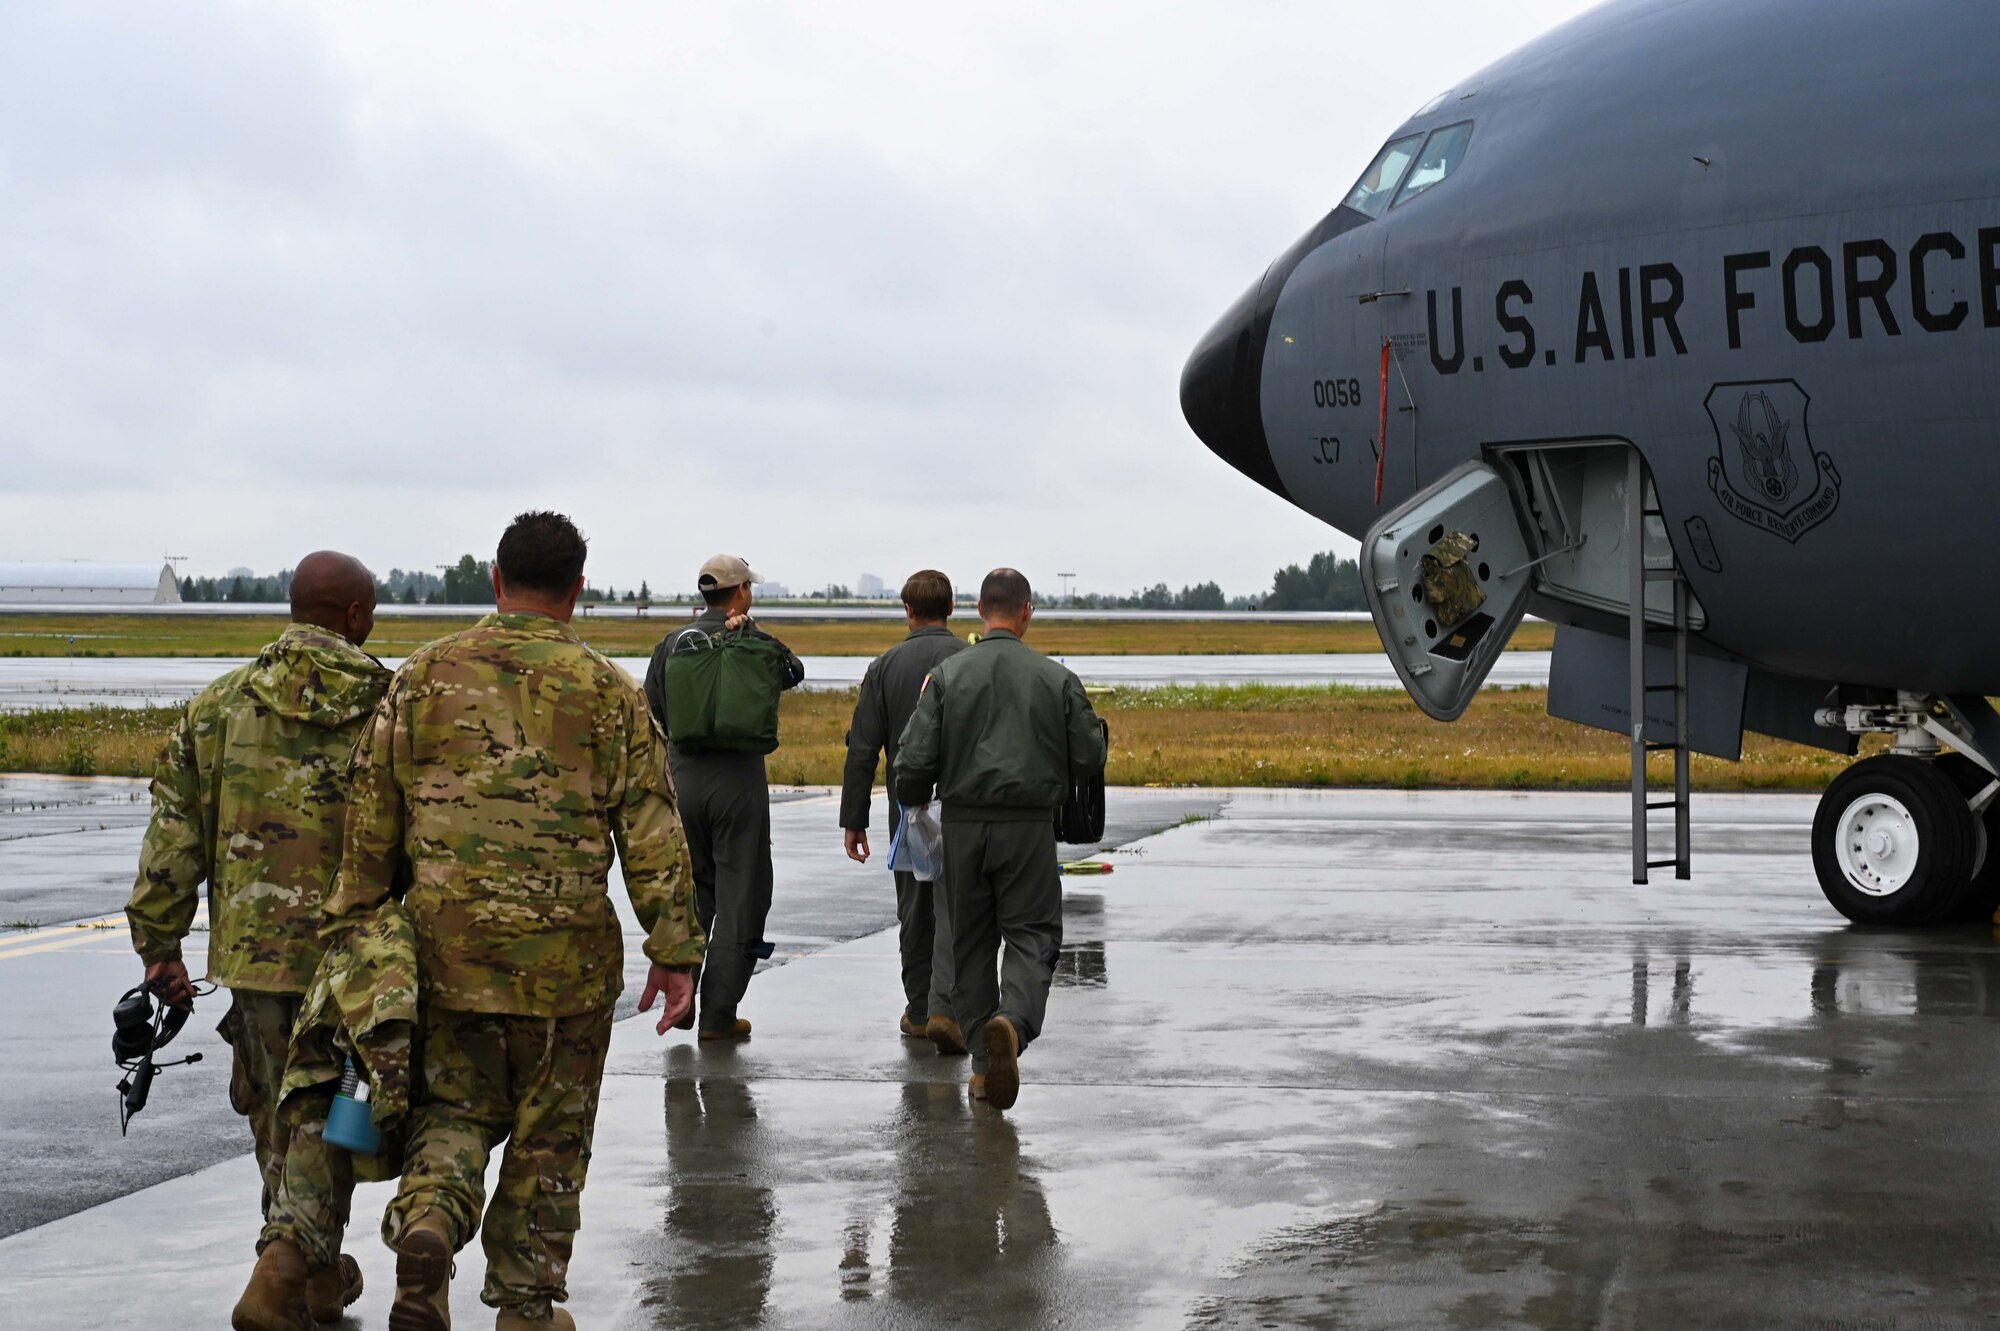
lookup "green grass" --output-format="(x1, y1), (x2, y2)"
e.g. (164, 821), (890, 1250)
(0, 613), (1560, 659)
(0, 707), (177, 778)
(0, 686), (1866, 792)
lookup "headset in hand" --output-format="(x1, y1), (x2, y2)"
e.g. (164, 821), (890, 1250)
(112, 976), (215, 1134)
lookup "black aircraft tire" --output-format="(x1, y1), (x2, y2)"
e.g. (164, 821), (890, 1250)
(1934, 754), (2000, 922)
(1811, 756), (1977, 926)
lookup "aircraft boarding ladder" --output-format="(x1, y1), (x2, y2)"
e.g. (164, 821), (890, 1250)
(1628, 449), (1690, 884)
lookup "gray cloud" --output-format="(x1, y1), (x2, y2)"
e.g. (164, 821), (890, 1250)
(0, 0), (1597, 597)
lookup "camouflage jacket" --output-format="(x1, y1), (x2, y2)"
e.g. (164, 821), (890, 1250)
(285, 894), (418, 1179)
(127, 624), (391, 994)
(326, 611), (704, 1017)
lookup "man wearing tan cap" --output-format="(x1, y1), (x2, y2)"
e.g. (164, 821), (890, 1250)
(644, 555), (805, 1039)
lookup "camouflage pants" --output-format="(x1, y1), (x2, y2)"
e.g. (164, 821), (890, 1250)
(383, 1005), (614, 1317)
(217, 989), (298, 1217)
(259, 1087), (356, 1269)
(220, 989), (354, 1268)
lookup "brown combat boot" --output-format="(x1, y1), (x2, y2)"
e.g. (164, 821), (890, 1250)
(495, 1308), (576, 1331)
(231, 1238), (313, 1331)
(981, 1015), (1020, 1110)
(926, 1014), (967, 1056)
(306, 1253), (363, 1323)
(389, 1210), (455, 1331)
(899, 1013), (928, 1039)
(698, 1018), (752, 1042)
(968, 1072), (987, 1101)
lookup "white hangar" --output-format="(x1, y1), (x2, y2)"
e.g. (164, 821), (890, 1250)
(0, 562), (182, 605)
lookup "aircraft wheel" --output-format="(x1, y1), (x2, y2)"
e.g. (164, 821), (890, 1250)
(1812, 755), (1977, 925)
(1934, 754), (2000, 922)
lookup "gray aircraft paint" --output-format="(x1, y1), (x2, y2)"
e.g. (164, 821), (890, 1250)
(1184, 0), (2000, 701)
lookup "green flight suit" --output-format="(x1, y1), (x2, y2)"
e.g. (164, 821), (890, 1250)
(840, 623), (966, 1024)
(643, 608), (805, 1033)
(894, 628), (1105, 1073)
(330, 611), (703, 1318)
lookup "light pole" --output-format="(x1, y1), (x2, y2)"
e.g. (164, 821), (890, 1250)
(1058, 572), (1076, 605)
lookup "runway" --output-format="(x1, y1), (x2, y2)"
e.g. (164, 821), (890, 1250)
(5, 783), (1997, 1326)
(0, 651), (1556, 711)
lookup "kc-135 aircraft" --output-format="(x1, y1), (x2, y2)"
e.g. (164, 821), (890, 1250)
(1181, 0), (2000, 925)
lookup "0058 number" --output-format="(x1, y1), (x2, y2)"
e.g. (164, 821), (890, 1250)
(1312, 377), (1363, 408)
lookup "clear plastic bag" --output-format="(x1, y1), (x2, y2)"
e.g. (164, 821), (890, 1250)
(887, 802), (944, 881)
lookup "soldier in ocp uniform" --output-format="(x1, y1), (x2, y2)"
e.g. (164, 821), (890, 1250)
(125, 551), (389, 1327)
(838, 569), (967, 1048)
(895, 569), (1106, 1111)
(328, 512), (704, 1331)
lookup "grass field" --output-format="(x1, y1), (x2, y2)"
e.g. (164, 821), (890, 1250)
(0, 613), (1558, 659)
(0, 685), (1866, 791)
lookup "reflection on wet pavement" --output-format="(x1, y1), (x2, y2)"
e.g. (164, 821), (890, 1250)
(1052, 941), (1108, 989)
(636, 1050), (1067, 1330)
(877, 1085), (1062, 1322)
(644, 1049), (778, 1329)
(1054, 891), (1107, 989)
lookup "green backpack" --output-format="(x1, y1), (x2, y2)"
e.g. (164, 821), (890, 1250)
(661, 628), (789, 754)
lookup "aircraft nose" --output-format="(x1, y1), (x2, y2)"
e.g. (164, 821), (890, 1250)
(1180, 278), (1287, 499)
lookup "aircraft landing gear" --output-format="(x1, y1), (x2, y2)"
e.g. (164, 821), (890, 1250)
(1812, 693), (2000, 925)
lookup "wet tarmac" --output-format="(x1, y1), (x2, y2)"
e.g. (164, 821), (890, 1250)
(6, 787), (1999, 1327)
(0, 651), (1556, 710)
(0, 776), (1215, 1240)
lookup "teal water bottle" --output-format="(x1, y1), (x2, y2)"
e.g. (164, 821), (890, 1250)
(323, 1057), (381, 1154)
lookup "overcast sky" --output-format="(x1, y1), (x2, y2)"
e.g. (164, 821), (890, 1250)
(1, 0), (1598, 599)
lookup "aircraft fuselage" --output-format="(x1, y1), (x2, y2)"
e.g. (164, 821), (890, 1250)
(1183, 0), (2000, 698)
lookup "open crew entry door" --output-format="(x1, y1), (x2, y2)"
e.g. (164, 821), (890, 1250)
(1360, 461), (1535, 720)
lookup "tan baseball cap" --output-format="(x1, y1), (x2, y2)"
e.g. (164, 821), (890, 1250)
(697, 554), (761, 591)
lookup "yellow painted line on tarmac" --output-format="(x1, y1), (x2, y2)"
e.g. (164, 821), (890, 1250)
(0, 915), (129, 959)
(0, 906), (207, 961)
(0, 772), (149, 786)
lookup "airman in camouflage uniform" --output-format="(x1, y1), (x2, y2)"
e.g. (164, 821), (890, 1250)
(124, 551), (388, 1329)
(327, 512), (703, 1331)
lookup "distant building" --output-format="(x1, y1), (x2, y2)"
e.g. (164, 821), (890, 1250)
(0, 562), (182, 605)
(754, 580), (791, 599)
(857, 573), (886, 598)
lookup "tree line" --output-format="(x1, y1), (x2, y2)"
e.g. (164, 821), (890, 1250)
(1065, 582), (1228, 610)
(1260, 552), (1365, 611)
(180, 552), (1368, 611)
(1064, 555), (1364, 612)
(180, 556), (671, 607)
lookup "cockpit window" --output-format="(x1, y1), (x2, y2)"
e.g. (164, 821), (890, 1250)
(1343, 134), (1422, 219)
(1392, 121), (1473, 206)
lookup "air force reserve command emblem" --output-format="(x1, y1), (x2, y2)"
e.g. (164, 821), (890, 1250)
(1702, 379), (1840, 543)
